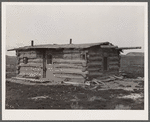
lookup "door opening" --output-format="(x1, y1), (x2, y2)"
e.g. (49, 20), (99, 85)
(46, 53), (54, 80)
(103, 57), (108, 71)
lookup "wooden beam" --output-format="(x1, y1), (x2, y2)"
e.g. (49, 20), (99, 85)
(54, 64), (83, 69)
(54, 74), (85, 79)
(117, 47), (141, 50)
(54, 69), (88, 75)
(19, 63), (43, 67)
(53, 59), (86, 64)
(100, 45), (118, 48)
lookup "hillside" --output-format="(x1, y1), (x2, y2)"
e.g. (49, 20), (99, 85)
(6, 55), (17, 65)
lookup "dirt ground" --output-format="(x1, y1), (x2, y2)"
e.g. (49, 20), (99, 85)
(6, 77), (144, 110)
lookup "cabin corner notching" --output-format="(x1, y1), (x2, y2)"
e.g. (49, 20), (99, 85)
(8, 41), (141, 83)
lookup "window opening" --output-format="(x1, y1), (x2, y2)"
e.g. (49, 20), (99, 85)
(23, 57), (28, 64)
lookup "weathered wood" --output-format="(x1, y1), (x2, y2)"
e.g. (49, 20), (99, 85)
(109, 61), (119, 65)
(53, 53), (81, 60)
(88, 53), (103, 56)
(19, 53), (37, 58)
(54, 74), (85, 79)
(71, 54), (81, 59)
(63, 49), (81, 53)
(109, 56), (119, 60)
(88, 56), (103, 61)
(117, 47), (141, 50)
(54, 64), (83, 69)
(54, 68), (88, 74)
(20, 58), (43, 63)
(20, 58), (42, 62)
(87, 62), (102, 66)
(19, 63), (43, 67)
(19, 67), (42, 72)
(53, 59), (86, 64)
(88, 67), (101, 71)
(89, 72), (103, 76)
(19, 72), (42, 76)
(100, 45), (118, 48)
(18, 50), (37, 54)
(109, 65), (119, 69)
(109, 54), (118, 57)
(54, 69), (88, 77)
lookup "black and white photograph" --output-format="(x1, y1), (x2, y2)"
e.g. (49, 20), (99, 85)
(2, 2), (148, 120)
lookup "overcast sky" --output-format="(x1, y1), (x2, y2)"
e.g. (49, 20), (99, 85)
(5, 3), (146, 56)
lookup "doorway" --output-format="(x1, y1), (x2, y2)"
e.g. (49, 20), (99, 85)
(46, 53), (54, 80)
(103, 57), (108, 71)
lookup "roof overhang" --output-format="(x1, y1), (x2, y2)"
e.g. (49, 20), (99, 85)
(116, 47), (141, 50)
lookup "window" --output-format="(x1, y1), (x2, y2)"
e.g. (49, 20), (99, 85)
(47, 54), (52, 64)
(23, 57), (28, 64)
(81, 53), (86, 60)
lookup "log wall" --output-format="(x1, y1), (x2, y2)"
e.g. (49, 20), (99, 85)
(87, 46), (120, 79)
(46, 49), (88, 82)
(16, 50), (43, 79)
(103, 48), (120, 74)
(87, 47), (103, 79)
(15, 46), (120, 81)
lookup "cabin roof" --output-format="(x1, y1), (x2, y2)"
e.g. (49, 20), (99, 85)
(7, 41), (141, 51)
(7, 41), (111, 51)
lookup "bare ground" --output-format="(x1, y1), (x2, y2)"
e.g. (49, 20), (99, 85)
(5, 78), (144, 109)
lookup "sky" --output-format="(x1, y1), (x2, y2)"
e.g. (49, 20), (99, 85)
(5, 3), (146, 56)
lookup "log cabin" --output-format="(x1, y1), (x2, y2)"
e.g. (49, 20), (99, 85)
(8, 40), (141, 83)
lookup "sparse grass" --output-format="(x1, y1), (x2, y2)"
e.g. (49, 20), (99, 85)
(120, 65), (144, 78)
(6, 81), (144, 109)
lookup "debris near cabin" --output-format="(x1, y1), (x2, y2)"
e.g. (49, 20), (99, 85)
(6, 75), (144, 109)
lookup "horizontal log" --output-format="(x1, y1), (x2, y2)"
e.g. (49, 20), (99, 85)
(53, 53), (81, 60)
(54, 68), (88, 74)
(19, 72), (42, 76)
(87, 62), (102, 66)
(89, 72), (103, 76)
(63, 49), (81, 53)
(19, 67), (42, 72)
(109, 65), (119, 69)
(88, 53), (103, 56)
(100, 45), (118, 48)
(88, 67), (101, 71)
(109, 54), (118, 57)
(54, 64), (83, 69)
(54, 74), (85, 79)
(88, 56), (103, 61)
(117, 47), (141, 50)
(109, 61), (119, 65)
(19, 53), (37, 59)
(20, 58), (43, 63)
(19, 63), (43, 67)
(53, 59), (86, 64)
(109, 56), (119, 60)
(54, 69), (88, 77)
(54, 68), (83, 72)
(19, 71), (42, 75)
(18, 50), (37, 54)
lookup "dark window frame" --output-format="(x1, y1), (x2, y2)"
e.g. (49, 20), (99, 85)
(23, 57), (28, 64)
